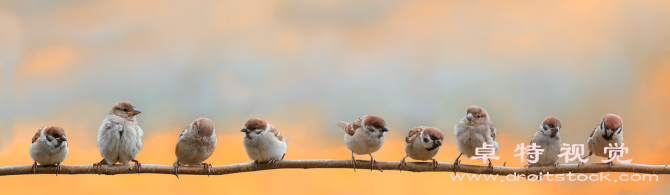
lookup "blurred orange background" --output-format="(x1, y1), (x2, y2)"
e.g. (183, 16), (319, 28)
(1, 0), (670, 194)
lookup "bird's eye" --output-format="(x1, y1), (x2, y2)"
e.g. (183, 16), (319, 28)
(423, 138), (429, 142)
(123, 108), (128, 112)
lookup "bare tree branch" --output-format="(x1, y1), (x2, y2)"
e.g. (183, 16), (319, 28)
(1, 160), (668, 176)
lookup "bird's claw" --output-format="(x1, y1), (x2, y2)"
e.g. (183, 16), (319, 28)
(431, 159), (439, 169)
(202, 163), (212, 177)
(453, 153), (463, 175)
(253, 160), (259, 171)
(369, 155), (376, 172)
(55, 162), (61, 176)
(398, 156), (407, 171)
(32, 162), (37, 175)
(453, 160), (459, 175)
(487, 159), (494, 173)
(173, 161), (180, 179)
(131, 159), (142, 174)
(93, 159), (105, 175)
(268, 159), (280, 167)
(350, 152), (356, 172)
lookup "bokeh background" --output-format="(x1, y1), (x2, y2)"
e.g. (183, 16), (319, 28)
(1, 0), (670, 194)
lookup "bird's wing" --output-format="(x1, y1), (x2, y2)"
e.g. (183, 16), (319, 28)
(334, 118), (360, 136)
(135, 125), (144, 151)
(98, 119), (116, 141)
(406, 127), (421, 143)
(178, 126), (189, 139)
(589, 123), (598, 138)
(174, 136), (188, 160)
(490, 123), (498, 141)
(270, 125), (284, 141)
(31, 127), (43, 143)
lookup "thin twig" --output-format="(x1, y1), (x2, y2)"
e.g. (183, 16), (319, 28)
(0, 160), (667, 176)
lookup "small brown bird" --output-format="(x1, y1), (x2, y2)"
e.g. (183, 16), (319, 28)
(334, 115), (389, 171)
(173, 118), (217, 178)
(241, 118), (287, 170)
(29, 125), (68, 175)
(453, 106), (499, 173)
(584, 114), (624, 166)
(527, 117), (562, 167)
(94, 101), (143, 173)
(399, 126), (444, 169)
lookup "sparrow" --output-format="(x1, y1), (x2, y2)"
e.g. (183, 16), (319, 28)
(334, 115), (389, 171)
(173, 117), (217, 178)
(453, 106), (499, 173)
(399, 126), (443, 169)
(583, 114), (624, 166)
(29, 125), (68, 175)
(241, 118), (287, 170)
(94, 101), (143, 173)
(527, 117), (562, 168)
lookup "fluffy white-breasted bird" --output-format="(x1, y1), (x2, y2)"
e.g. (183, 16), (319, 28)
(29, 125), (68, 175)
(173, 117), (217, 178)
(399, 126), (443, 169)
(95, 101), (143, 173)
(334, 115), (389, 171)
(241, 118), (287, 170)
(453, 106), (499, 173)
(584, 114), (624, 165)
(527, 117), (562, 167)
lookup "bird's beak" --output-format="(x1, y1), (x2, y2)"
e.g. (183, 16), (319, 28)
(56, 135), (67, 142)
(240, 127), (250, 133)
(605, 129), (613, 137)
(434, 139), (442, 146)
(201, 136), (208, 144)
(466, 113), (474, 121)
(552, 126), (560, 132)
(129, 109), (141, 115)
(381, 126), (389, 132)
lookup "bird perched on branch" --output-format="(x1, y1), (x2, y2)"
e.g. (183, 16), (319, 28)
(29, 125), (69, 175)
(334, 115), (389, 171)
(584, 114), (624, 166)
(94, 101), (143, 173)
(173, 117), (217, 178)
(453, 106), (499, 173)
(399, 126), (443, 169)
(527, 117), (562, 167)
(241, 118), (287, 170)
